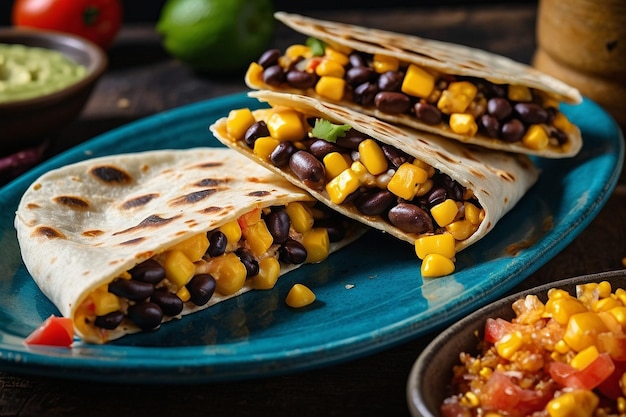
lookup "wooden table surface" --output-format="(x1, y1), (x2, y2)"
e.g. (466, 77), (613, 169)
(1, 4), (625, 416)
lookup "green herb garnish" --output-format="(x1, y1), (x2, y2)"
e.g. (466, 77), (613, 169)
(306, 37), (326, 56)
(311, 119), (352, 143)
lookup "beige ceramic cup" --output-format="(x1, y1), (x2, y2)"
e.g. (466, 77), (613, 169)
(533, 0), (626, 128)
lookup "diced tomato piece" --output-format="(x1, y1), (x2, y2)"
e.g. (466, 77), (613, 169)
(24, 315), (74, 348)
(547, 353), (614, 390)
(479, 371), (554, 417)
(237, 208), (262, 230)
(484, 317), (515, 344)
(597, 360), (626, 400)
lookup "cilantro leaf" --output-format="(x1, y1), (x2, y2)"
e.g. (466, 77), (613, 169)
(311, 119), (352, 143)
(306, 37), (326, 56)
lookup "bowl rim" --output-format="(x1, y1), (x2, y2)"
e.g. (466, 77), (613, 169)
(0, 26), (108, 109)
(406, 269), (626, 417)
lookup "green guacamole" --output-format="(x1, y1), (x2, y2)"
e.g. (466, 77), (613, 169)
(0, 43), (87, 103)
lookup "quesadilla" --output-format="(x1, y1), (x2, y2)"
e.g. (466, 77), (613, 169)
(14, 148), (364, 344)
(245, 12), (582, 158)
(210, 91), (540, 275)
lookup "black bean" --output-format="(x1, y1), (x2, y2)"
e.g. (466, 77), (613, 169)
(414, 100), (443, 125)
(127, 302), (163, 330)
(235, 248), (260, 277)
(480, 114), (500, 138)
(387, 203), (434, 234)
(346, 66), (377, 86)
(501, 119), (526, 142)
(108, 278), (154, 301)
(286, 70), (317, 89)
(308, 138), (345, 158)
(374, 91), (411, 114)
(265, 209), (291, 243)
(129, 259), (165, 284)
(186, 274), (217, 306)
(289, 150), (326, 190)
(354, 189), (397, 216)
(487, 97), (513, 120)
(423, 186), (448, 207)
(278, 239), (308, 264)
(348, 52), (366, 68)
(258, 49), (281, 68)
(353, 82), (379, 106)
(244, 121), (270, 148)
(94, 311), (125, 330)
(150, 288), (184, 316)
(381, 143), (412, 169)
(314, 218), (346, 242)
(336, 129), (367, 150)
(270, 141), (297, 167)
(550, 127), (568, 145)
(207, 230), (227, 257)
(262, 65), (285, 86)
(377, 71), (404, 91)
(440, 174), (465, 201)
(514, 102), (549, 124)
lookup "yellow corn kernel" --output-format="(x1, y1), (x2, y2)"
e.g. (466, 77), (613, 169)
(315, 76), (346, 101)
(449, 113), (478, 136)
(323, 152), (351, 180)
(226, 108), (256, 141)
(163, 249), (196, 287)
(412, 159), (435, 178)
(554, 340), (570, 354)
(176, 286), (191, 302)
(302, 228), (330, 264)
(464, 202), (484, 225)
(479, 367), (493, 379)
(445, 220), (477, 241)
(608, 306), (626, 327)
(546, 389), (598, 417)
(437, 81), (477, 114)
(252, 257), (281, 290)
(285, 202), (314, 233)
(522, 124), (549, 150)
(171, 233), (209, 263)
(495, 330), (523, 360)
(91, 288), (121, 316)
(246, 62), (264, 85)
(252, 136), (280, 161)
(619, 397), (626, 414)
(421, 253), (455, 278)
(210, 253), (247, 295)
(358, 139), (388, 175)
(415, 233), (456, 259)
(372, 53), (399, 73)
(326, 168), (361, 204)
(548, 288), (570, 300)
(350, 160), (375, 185)
(401, 64), (435, 98)
(315, 59), (345, 78)
(570, 345), (599, 370)
(387, 162), (428, 200)
(507, 85), (533, 102)
(460, 391), (480, 408)
(414, 179), (434, 197)
(285, 44), (312, 59)
(285, 283), (316, 308)
(552, 112), (577, 134)
(266, 110), (306, 141)
(598, 281), (613, 298)
(564, 311), (609, 352)
(324, 46), (349, 66)
(544, 296), (588, 325)
(242, 220), (274, 257)
(616, 288), (626, 305)
(592, 296), (622, 313)
(431, 199), (459, 227)
(219, 220), (242, 245)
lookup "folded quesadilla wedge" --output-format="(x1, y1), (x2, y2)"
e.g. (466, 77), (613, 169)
(245, 12), (582, 158)
(211, 91), (540, 276)
(14, 148), (364, 344)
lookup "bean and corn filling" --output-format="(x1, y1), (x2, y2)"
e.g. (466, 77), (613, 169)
(75, 202), (348, 338)
(247, 39), (578, 152)
(224, 106), (486, 278)
(442, 281), (626, 417)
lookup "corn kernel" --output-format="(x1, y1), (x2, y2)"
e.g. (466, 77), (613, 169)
(171, 233), (209, 262)
(242, 220), (274, 257)
(461, 391), (480, 408)
(570, 345), (599, 370)
(618, 397), (626, 414)
(387, 162), (428, 200)
(495, 330), (523, 359)
(302, 228), (330, 263)
(176, 286), (191, 302)
(92, 288), (121, 316)
(252, 257), (281, 290)
(421, 253), (455, 278)
(464, 202), (484, 225)
(546, 389), (598, 417)
(415, 233), (456, 259)
(372, 53), (399, 73)
(414, 179), (433, 197)
(358, 139), (388, 175)
(593, 296), (622, 313)
(554, 340), (570, 354)
(446, 220), (477, 241)
(401, 64), (435, 98)
(285, 283), (316, 308)
(266, 110), (306, 141)
(315, 59), (345, 78)
(285, 202), (314, 233)
(545, 294), (588, 324)
(210, 253), (247, 295)
(608, 306), (626, 327)
(226, 108), (256, 141)
(219, 220), (242, 246)
(350, 160), (375, 184)
(253, 136), (280, 161)
(285, 44), (312, 59)
(315, 76), (346, 101)
(552, 112), (577, 134)
(449, 113), (478, 136)
(478, 367), (493, 379)
(437, 81), (477, 114)
(522, 124), (549, 150)
(508, 85), (533, 102)
(246, 62), (264, 85)
(323, 152), (351, 180)
(598, 281), (613, 298)
(326, 168), (360, 204)
(431, 199), (459, 227)
(163, 249), (195, 287)
(412, 159), (435, 178)
(564, 311), (609, 352)
(324, 46), (349, 66)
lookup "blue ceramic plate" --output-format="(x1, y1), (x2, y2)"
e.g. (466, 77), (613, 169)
(0, 93), (622, 384)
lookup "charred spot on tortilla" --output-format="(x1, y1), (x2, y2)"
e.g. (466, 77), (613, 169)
(196, 178), (226, 187)
(53, 195), (91, 210)
(113, 214), (180, 235)
(195, 161), (223, 169)
(169, 189), (217, 206)
(248, 190), (271, 197)
(33, 226), (66, 239)
(198, 206), (224, 214)
(90, 165), (132, 185)
(25, 203), (41, 209)
(82, 229), (104, 237)
(122, 193), (159, 210)
(119, 237), (145, 246)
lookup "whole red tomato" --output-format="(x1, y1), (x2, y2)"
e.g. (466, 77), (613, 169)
(12, 0), (123, 50)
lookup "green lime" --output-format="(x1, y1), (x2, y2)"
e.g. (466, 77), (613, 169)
(156, 0), (275, 73)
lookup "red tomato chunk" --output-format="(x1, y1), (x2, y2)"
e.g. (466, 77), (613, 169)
(24, 315), (74, 348)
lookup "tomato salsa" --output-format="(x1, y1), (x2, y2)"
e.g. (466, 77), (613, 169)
(442, 281), (626, 417)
